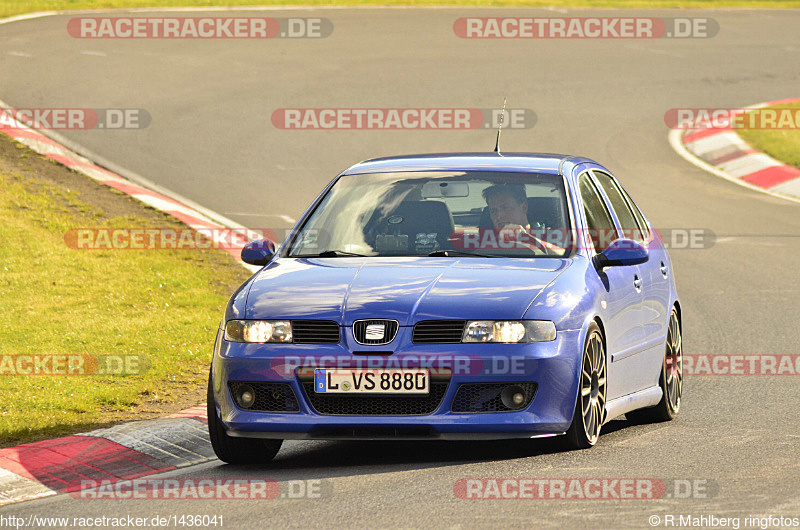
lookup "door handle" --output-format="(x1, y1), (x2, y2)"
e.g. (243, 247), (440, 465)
(660, 261), (668, 277)
(633, 275), (643, 290)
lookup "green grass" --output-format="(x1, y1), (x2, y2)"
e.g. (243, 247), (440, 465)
(1, 0), (800, 19)
(737, 102), (800, 170)
(0, 162), (249, 447)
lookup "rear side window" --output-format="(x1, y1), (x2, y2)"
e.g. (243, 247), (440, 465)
(618, 182), (651, 241)
(578, 172), (617, 253)
(592, 171), (648, 243)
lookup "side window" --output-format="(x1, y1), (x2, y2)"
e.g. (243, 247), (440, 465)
(592, 171), (647, 243)
(578, 172), (617, 253)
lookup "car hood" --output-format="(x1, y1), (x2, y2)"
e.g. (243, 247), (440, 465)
(245, 257), (571, 325)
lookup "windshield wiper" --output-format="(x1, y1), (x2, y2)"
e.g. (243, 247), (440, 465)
(299, 250), (501, 258)
(298, 250), (368, 258)
(427, 250), (501, 258)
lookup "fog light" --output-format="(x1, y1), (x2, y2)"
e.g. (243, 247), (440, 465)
(235, 384), (256, 409)
(500, 385), (528, 409)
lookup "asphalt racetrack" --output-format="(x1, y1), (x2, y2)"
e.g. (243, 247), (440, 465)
(1, 7), (800, 528)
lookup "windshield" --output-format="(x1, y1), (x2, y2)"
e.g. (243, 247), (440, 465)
(288, 171), (573, 258)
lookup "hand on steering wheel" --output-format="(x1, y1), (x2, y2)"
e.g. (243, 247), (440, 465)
(498, 224), (546, 256)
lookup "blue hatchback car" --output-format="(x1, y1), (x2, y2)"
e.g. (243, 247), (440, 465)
(207, 153), (682, 464)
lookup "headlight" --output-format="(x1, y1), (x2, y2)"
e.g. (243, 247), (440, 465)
(224, 320), (292, 343)
(462, 320), (556, 343)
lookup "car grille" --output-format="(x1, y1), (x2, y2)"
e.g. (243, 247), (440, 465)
(451, 382), (537, 413)
(228, 382), (300, 412)
(292, 320), (340, 344)
(352, 319), (399, 345)
(412, 320), (466, 343)
(301, 382), (448, 415)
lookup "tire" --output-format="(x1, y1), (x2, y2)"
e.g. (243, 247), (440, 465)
(564, 321), (606, 449)
(626, 307), (682, 424)
(207, 370), (283, 464)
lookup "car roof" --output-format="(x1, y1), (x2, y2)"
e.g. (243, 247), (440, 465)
(341, 152), (597, 176)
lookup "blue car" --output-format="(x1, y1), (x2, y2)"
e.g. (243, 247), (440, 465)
(207, 153), (682, 464)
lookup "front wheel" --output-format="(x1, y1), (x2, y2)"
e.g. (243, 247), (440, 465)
(626, 307), (682, 423)
(564, 322), (606, 449)
(207, 370), (283, 464)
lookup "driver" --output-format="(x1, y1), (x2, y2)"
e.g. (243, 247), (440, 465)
(482, 184), (564, 254)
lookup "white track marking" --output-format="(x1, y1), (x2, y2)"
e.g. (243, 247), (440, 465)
(668, 123), (800, 207)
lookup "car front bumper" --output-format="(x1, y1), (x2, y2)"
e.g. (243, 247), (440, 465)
(210, 327), (584, 441)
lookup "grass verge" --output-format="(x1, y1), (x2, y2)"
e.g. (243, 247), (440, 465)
(0, 132), (250, 447)
(1, 0), (800, 19)
(736, 101), (800, 170)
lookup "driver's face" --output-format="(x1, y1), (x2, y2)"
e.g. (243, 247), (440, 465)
(487, 193), (528, 228)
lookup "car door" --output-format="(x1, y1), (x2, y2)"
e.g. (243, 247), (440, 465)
(576, 169), (645, 401)
(591, 169), (667, 393)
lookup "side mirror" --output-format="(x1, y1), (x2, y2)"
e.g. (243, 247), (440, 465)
(241, 239), (276, 266)
(594, 238), (649, 269)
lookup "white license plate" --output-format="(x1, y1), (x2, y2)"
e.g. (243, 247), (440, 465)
(314, 369), (429, 394)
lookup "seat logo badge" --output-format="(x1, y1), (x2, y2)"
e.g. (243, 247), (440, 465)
(365, 324), (385, 340)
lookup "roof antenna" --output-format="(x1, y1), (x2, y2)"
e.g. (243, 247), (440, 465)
(493, 97), (507, 155)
